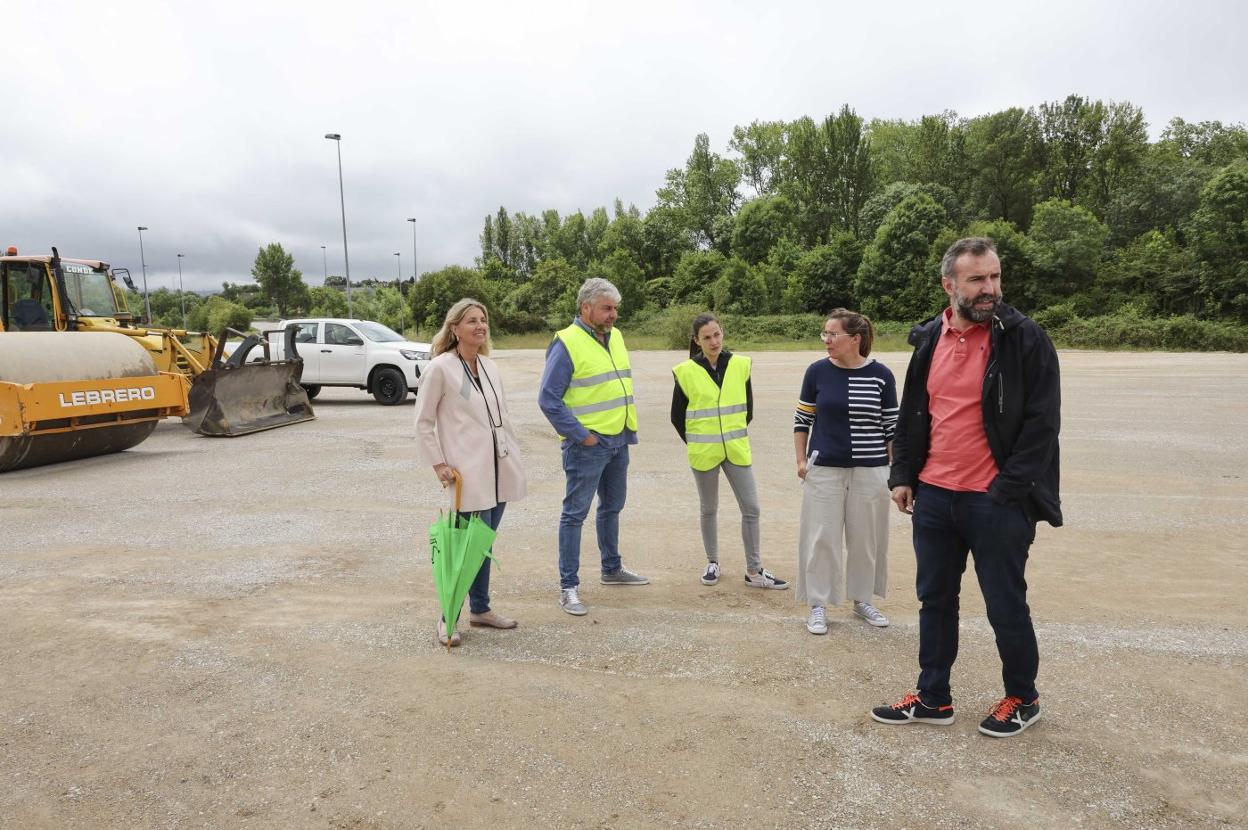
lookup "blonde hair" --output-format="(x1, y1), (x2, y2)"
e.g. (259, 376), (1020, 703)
(431, 298), (492, 357)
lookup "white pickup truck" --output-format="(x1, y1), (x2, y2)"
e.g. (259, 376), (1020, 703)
(254, 318), (431, 405)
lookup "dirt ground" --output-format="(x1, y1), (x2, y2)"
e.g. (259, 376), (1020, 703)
(2, 348), (1246, 830)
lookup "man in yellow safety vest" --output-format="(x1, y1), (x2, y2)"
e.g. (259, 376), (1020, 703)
(539, 278), (650, 616)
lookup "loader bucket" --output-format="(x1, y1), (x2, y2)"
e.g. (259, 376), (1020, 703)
(182, 328), (314, 436)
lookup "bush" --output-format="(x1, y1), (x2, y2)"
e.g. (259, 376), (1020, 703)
(670, 251), (726, 306)
(1031, 301), (1078, 332)
(871, 320), (916, 351)
(187, 296), (252, 334)
(1045, 308), (1248, 351)
(855, 193), (951, 322)
(710, 257), (766, 314)
(510, 258), (581, 320)
(644, 277), (674, 309)
(307, 286), (348, 318)
(1027, 199), (1110, 309)
(409, 266), (494, 329)
(720, 313), (824, 343)
(492, 309), (548, 335)
(783, 234), (863, 313)
(626, 305), (709, 349)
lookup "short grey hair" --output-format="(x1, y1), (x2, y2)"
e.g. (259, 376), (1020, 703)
(940, 237), (998, 281)
(577, 277), (621, 308)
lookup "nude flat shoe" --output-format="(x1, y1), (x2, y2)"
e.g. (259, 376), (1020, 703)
(469, 610), (518, 629)
(437, 617), (461, 646)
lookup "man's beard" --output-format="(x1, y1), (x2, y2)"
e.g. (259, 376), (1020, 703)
(955, 289), (1001, 323)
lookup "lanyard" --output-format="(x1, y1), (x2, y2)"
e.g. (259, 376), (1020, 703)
(458, 353), (503, 429)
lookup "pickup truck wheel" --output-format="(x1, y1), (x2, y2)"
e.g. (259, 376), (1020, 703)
(372, 367), (407, 405)
(301, 384), (321, 400)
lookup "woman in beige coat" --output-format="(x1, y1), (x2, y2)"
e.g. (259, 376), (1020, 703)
(413, 298), (527, 646)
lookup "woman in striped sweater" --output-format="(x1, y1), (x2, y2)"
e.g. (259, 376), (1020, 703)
(793, 308), (898, 635)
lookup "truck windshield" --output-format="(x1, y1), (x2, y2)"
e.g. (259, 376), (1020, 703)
(355, 321), (405, 342)
(60, 263), (119, 317)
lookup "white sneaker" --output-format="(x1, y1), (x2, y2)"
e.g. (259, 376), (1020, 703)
(600, 566), (649, 585)
(560, 587), (587, 616)
(701, 562), (720, 585)
(854, 601), (889, 628)
(806, 606), (828, 635)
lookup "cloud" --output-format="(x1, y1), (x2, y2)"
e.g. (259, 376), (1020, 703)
(3, 0), (1245, 291)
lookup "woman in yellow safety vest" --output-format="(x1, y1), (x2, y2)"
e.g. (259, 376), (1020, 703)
(671, 313), (788, 590)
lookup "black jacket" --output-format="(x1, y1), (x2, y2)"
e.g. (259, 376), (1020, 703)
(888, 304), (1063, 527)
(670, 350), (753, 443)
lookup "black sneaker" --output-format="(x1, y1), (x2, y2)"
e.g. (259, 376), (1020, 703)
(744, 569), (789, 590)
(870, 692), (956, 725)
(978, 696), (1041, 738)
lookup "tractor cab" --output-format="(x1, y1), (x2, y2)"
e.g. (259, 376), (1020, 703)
(57, 259), (128, 322)
(1, 248), (131, 332)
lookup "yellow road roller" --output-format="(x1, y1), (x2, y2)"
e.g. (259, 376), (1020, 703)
(0, 332), (190, 472)
(1, 246), (313, 436)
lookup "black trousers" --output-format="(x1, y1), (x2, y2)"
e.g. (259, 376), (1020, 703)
(912, 482), (1039, 706)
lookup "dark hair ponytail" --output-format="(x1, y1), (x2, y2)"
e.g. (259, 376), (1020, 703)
(689, 312), (720, 358)
(825, 307), (875, 357)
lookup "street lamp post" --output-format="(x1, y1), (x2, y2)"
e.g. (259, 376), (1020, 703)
(176, 253), (187, 329)
(324, 133), (352, 318)
(406, 217), (417, 280)
(136, 226), (151, 324)
(394, 252), (401, 285)
(320, 245), (327, 283)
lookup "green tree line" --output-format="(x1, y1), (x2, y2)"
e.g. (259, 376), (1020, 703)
(410, 94), (1248, 342)
(137, 95), (1247, 349)
(126, 243), (415, 336)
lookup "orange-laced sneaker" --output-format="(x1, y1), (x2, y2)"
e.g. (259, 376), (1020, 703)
(870, 691), (956, 725)
(978, 695), (1041, 738)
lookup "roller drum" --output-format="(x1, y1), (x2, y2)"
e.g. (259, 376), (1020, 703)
(0, 333), (162, 472)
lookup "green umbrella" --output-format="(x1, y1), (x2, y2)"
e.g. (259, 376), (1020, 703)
(430, 471), (497, 651)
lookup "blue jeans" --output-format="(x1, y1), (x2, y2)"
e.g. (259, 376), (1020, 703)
(463, 502), (506, 615)
(558, 442), (628, 589)
(912, 483), (1038, 707)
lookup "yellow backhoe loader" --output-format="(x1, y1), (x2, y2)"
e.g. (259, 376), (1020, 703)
(0, 246), (313, 468)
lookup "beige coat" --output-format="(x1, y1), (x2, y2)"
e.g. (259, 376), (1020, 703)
(413, 351), (527, 512)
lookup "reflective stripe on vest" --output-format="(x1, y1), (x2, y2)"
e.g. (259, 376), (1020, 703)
(555, 324), (638, 437)
(672, 355), (752, 471)
(568, 368), (633, 388)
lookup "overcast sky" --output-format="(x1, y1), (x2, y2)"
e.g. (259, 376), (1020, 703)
(4, 0), (1245, 293)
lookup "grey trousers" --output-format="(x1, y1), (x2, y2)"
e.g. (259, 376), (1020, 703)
(794, 464), (890, 607)
(692, 461), (762, 573)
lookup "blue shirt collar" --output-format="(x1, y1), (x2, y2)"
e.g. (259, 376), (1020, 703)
(573, 316), (610, 346)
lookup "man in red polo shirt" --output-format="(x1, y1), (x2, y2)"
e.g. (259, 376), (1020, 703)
(870, 237), (1062, 738)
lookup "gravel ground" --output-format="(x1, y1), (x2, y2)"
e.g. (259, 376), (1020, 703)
(2, 348), (1246, 830)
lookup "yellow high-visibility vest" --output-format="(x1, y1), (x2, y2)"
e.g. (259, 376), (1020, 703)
(672, 354), (751, 471)
(555, 323), (638, 437)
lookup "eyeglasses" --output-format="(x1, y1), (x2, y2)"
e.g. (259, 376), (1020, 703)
(819, 331), (855, 341)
